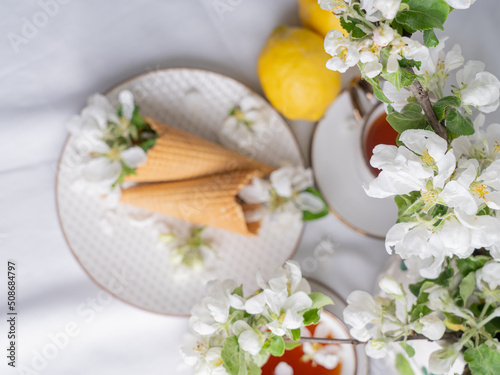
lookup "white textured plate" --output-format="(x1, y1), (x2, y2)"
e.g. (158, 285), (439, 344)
(311, 91), (397, 239)
(57, 68), (304, 316)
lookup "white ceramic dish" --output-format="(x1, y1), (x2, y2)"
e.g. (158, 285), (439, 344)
(56, 68), (305, 316)
(311, 90), (398, 239)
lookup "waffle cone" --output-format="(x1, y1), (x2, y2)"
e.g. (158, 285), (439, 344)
(120, 170), (263, 236)
(126, 117), (275, 183)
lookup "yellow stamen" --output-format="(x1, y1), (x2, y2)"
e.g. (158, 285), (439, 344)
(471, 183), (489, 200)
(338, 46), (349, 63)
(233, 108), (245, 121)
(279, 313), (286, 324)
(311, 343), (323, 352)
(420, 189), (439, 209)
(213, 358), (223, 367)
(420, 150), (434, 165)
(107, 148), (121, 161)
(494, 141), (500, 153)
(119, 116), (129, 127)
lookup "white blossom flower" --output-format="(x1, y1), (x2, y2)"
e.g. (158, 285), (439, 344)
(180, 335), (228, 375)
(402, 37), (429, 61)
(358, 40), (383, 78)
(274, 362), (293, 375)
(245, 261), (312, 336)
(382, 81), (412, 112)
(68, 90), (149, 196)
(301, 323), (341, 369)
(417, 38), (463, 77)
(440, 158), (500, 214)
(451, 118), (500, 160)
(413, 313), (446, 340)
(82, 143), (147, 185)
(238, 166), (324, 224)
(218, 96), (270, 152)
(416, 38), (464, 97)
(374, 0), (401, 20)
(190, 280), (245, 336)
(231, 320), (264, 355)
(386, 54), (400, 73)
(456, 61), (500, 113)
(238, 177), (271, 204)
(454, 209), (500, 260)
(318, 0), (350, 14)
(379, 275), (404, 297)
(343, 291), (382, 341)
(364, 130), (455, 199)
(476, 261), (500, 291)
(385, 207), (500, 279)
(325, 30), (360, 73)
(444, 0), (477, 9)
(385, 222), (444, 277)
(428, 287), (466, 317)
(373, 24), (395, 47)
(365, 338), (392, 359)
(360, 0), (383, 22)
(429, 342), (463, 375)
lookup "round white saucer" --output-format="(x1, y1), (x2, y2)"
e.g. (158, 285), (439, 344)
(311, 91), (398, 239)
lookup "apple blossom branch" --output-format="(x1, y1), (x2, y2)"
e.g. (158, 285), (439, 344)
(291, 331), (462, 346)
(409, 80), (449, 142)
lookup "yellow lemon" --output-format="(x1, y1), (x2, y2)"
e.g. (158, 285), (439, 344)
(257, 26), (342, 122)
(298, 0), (348, 38)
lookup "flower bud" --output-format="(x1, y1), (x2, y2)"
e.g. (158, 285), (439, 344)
(379, 275), (404, 297)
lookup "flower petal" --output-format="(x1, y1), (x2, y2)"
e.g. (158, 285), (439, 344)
(83, 157), (121, 185)
(295, 192), (324, 213)
(120, 146), (147, 169)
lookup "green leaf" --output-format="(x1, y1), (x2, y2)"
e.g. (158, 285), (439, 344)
(131, 106), (147, 130)
(445, 108), (474, 136)
(232, 285), (244, 298)
(309, 292), (334, 310)
(381, 64), (417, 91)
(398, 58), (422, 70)
(459, 271), (475, 306)
(301, 187), (329, 221)
(396, 10), (444, 31)
(464, 344), (500, 375)
(485, 317), (500, 337)
(302, 309), (321, 326)
(394, 191), (424, 221)
(400, 260), (408, 271)
(115, 162), (138, 185)
(387, 103), (429, 134)
(140, 138), (157, 152)
(410, 304), (432, 322)
(248, 362), (261, 375)
(364, 76), (392, 104)
(400, 342), (416, 358)
(284, 341), (302, 350)
(395, 353), (415, 375)
(434, 264), (454, 287)
(269, 336), (285, 357)
(339, 16), (367, 38)
(403, 0), (450, 23)
(457, 256), (490, 276)
(221, 336), (246, 375)
(290, 328), (301, 342)
(423, 29), (439, 47)
(398, 0), (450, 33)
(433, 96), (462, 121)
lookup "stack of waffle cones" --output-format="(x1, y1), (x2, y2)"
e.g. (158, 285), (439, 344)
(121, 117), (274, 236)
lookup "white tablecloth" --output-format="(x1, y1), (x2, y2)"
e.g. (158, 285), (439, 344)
(1, 1), (499, 374)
